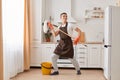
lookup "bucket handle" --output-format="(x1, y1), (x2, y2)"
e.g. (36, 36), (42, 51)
(41, 64), (52, 69)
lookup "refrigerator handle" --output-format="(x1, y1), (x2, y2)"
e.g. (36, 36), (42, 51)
(104, 45), (111, 48)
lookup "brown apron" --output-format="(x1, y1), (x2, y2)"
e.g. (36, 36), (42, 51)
(54, 22), (74, 58)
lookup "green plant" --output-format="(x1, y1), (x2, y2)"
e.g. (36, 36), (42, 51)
(44, 31), (52, 42)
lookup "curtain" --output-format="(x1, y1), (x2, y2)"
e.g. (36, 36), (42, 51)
(0, 0), (3, 80)
(2, 0), (24, 79)
(24, 0), (31, 70)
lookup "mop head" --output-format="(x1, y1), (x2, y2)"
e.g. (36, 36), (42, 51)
(43, 20), (49, 33)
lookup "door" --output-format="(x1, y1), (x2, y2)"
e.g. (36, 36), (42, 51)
(104, 6), (112, 80)
(31, 46), (42, 66)
(104, 6), (120, 80)
(104, 46), (111, 80)
(42, 44), (55, 62)
(104, 6), (112, 45)
(88, 44), (101, 68)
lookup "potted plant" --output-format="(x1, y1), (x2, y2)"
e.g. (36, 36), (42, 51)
(44, 30), (52, 42)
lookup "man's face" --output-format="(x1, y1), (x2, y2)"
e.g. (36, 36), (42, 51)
(60, 14), (67, 22)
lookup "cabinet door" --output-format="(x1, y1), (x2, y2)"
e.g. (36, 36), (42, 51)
(41, 44), (55, 62)
(101, 45), (104, 68)
(76, 44), (88, 68)
(88, 44), (101, 68)
(30, 46), (42, 66)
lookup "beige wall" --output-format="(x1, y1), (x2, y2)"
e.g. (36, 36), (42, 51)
(0, 0), (3, 80)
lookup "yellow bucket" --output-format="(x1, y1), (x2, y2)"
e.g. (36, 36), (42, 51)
(41, 62), (52, 75)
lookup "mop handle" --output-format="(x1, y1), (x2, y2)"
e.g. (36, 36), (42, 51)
(54, 27), (73, 38)
(47, 22), (72, 38)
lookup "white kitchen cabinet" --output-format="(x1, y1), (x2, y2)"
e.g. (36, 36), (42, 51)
(30, 45), (42, 67)
(30, 43), (103, 68)
(76, 44), (88, 68)
(87, 44), (102, 68)
(30, 43), (56, 67)
(76, 44), (103, 68)
(41, 44), (56, 62)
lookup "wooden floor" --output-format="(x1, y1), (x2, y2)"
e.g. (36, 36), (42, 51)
(10, 68), (106, 80)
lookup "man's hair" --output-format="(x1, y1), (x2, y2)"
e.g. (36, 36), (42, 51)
(60, 12), (67, 17)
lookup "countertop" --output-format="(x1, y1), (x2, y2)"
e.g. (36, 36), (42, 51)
(42, 42), (103, 44)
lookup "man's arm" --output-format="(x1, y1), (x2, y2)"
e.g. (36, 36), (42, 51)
(73, 27), (81, 45)
(75, 27), (81, 37)
(51, 29), (59, 37)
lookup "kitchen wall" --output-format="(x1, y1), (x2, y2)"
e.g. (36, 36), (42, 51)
(71, 0), (118, 42)
(31, 0), (118, 42)
(45, 0), (118, 42)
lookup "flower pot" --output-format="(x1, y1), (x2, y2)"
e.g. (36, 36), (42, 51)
(46, 38), (50, 42)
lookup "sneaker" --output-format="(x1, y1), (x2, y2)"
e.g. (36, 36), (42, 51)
(50, 71), (59, 75)
(77, 70), (81, 75)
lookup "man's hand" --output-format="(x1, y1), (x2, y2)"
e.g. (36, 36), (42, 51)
(47, 22), (54, 30)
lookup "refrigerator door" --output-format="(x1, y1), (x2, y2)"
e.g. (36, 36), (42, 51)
(104, 6), (120, 80)
(111, 6), (120, 80)
(104, 46), (111, 80)
(104, 6), (112, 45)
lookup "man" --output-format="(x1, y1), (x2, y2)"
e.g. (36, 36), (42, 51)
(48, 12), (81, 75)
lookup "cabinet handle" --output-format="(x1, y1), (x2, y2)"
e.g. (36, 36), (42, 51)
(78, 52), (85, 54)
(92, 47), (97, 49)
(79, 62), (85, 63)
(79, 57), (85, 58)
(46, 47), (51, 48)
(84, 45), (87, 47)
(79, 48), (86, 49)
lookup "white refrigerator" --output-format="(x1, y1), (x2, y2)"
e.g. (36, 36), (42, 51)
(104, 6), (120, 80)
